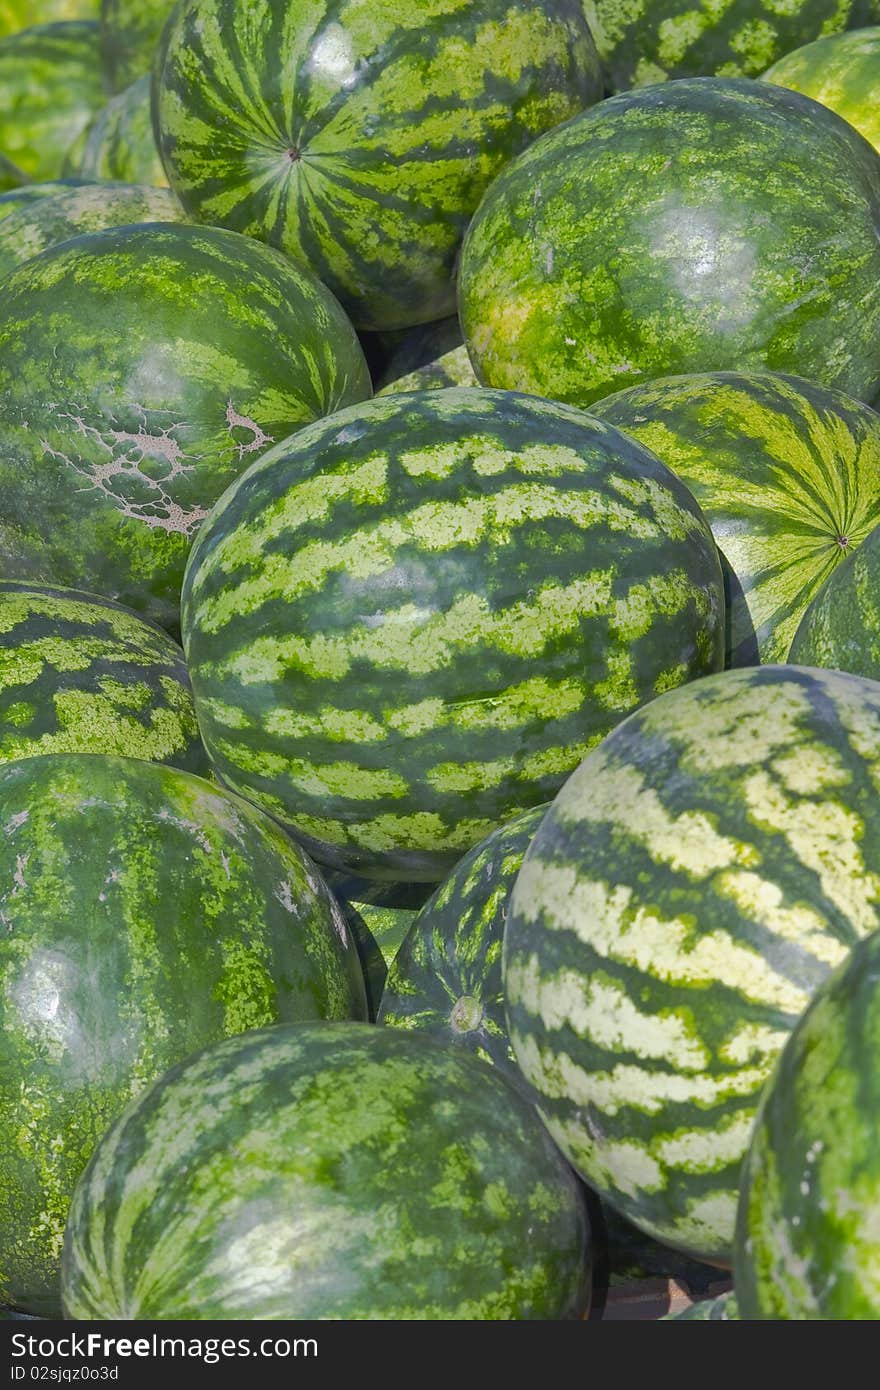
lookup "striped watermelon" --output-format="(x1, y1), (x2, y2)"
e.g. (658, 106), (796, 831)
(156, 0), (604, 331)
(0, 23), (107, 182)
(583, 0), (880, 90)
(0, 179), (94, 223)
(181, 387), (725, 893)
(378, 347), (479, 396)
(763, 26), (880, 153)
(460, 79), (880, 409)
(0, 183), (184, 279)
(0, 754), (367, 1316)
(101, 0), (174, 91)
(0, 3), (100, 37)
(504, 664), (880, 1264)
(788, 520), (880, 677)
(355, 902), (417, 969)
(735, 927), (880, 1317)
(378, 804), (545, 1087)
(591, 372), (880, 667)
(337, 901), (388, 1021)
(0, 581), (206, 771)
(377, 317), (464, 391)
(61, 1022), (591, 1319)
(75, 76), (167, 186)
(0, 221), (370, 633)
(662, 1291), (738, 1319)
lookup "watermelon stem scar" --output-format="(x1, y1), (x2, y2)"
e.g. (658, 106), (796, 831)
(450, 995), (484, 1035)
(286, 148), (301, 163)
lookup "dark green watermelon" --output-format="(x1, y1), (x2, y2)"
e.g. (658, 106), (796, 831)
(0, 179), (93, 222)
(788, 518), (880, 676)
(156, 0), (604, 330)
(0, 754), (367, 1316)
(504, 663), (880, 1264)
(338, 901), (387, 1021)
(101, 0), (174, 91)
(377, 804), (545, 1086)
(0, 221), (371, 632)
(591, 372), (880, 667)
(460, 78), (880, 409)
(735, 926), (880, 1317)
(763, 25), (880, 154)
(75, 75), (167, 186)
(181, 387), (725, 892)
(0, 23), (107, 182)
(0, 580), (206, 770)
(61, 1023), (591, 1319)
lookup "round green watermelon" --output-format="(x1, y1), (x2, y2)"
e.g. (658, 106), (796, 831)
(337, 900), (388, 1021)
(0, 221), (371, 633)
(460, 78), (880, 409)
(100, 0), (174, 91)
(0, 179), (94, 223)
(61, 1022), (591, 1319)
(788, 519), (880, 676)
(378, 804), (545, 1087)
(75, 75), (167, 186)
(763, 26), (880, 154)
(0, 753), (367, 1316)
(0, 23), (107, 182)
(662, 1291), (738, 1319)
(735, 926), (880, 1317)
(0, 581), (206, 771)
(583, 0), (880, 90)
(378, 346), (479, 396)
(376, 317), (464, 391)
(0, 1), (100, 39)
(181, 386), (725, 892)
(0, 183), (184, 280)
(504, 663), (880, 1265)
(355, 902), (418, 968)
(591, 372), (880, 667)
(156, 0), (604, 331)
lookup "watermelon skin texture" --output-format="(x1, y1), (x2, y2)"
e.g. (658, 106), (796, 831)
(735, 928), (880, 1318)
(338, 901), (388, 1021)
(0, 3), (100, 38)
(0, 23), (107, 182)
(181, 386), (725, 890)
(591, 372), (880, 668)
(0, 179), (94, 222)
(0, 755), (367, 1316)
(378, 347), (479, 396)
(61, 1022), (591, 1320)
(100, 0), (173, 91)
(504, 664), (880, 1265)
(0, 183), (184, 280)
(156, 0), (604, 332)
(378, 804), (545, 1088)
(75, 76), (167, 186)
(460, 78), (880, 410)
(788, 520), (880, 677)
(763, 26), (880, 154)
(0, 581), (207, 771)
(355, 902), (417, 968)
(583, 0), (880, 90)
(0, 222), (371, 633)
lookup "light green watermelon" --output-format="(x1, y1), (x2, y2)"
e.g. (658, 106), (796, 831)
(101, 0), (175, 91)
(0, 2), (100, 38)
(0, 179), (94, 222)
(788, 518), (880, 676)
(0, 22), (107, 182)
(763, 26), (880, 153)
(75, 75), (167, 186)
(0, 183), (184, 279)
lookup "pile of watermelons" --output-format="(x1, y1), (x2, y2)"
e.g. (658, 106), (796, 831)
(2, 0), (880, 1324)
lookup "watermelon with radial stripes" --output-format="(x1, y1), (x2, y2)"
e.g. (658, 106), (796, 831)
(378, 804), (545, 1085)
(0, 183), (183, 279)
(181, 387), (725, 893)
(61, 1023), (591, 1319)
(788, 519), (880, 677)
(504, 664), (880, 1265)
(591, 372), (880, 667)
(0, 581), (206, 770)
(460, 79), (880, 410)
(0, 179), (93, 223)
(0, 754), (367, 1316)
(763, 26), (880, 154)
(75, 76), (167, 186)
(0, 23), (107, 182)
(156, 0), (603, 331)
(101, 0), (174, 91)
(0, 222), (370, 632)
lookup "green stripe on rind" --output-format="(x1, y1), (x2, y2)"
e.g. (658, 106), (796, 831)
(762, 25), (880, 153)
(591, 371), (880, 667)
(156, 0), (603, 331)
(0, 180), (94, 224)
(61, 1022), (591, 1320)
(0, 184), (185, 279)
(181, 386), (725, 886)
(0, 753), (367, 1316)
(460, 78), (880, 409)
(788, 518), (880, 677)
(735, 927), (880, 1318)
(378, 804), (545, 1087)
(504, 663), (880, 1264)
(76, 76), (168, 186)
(0, 580), (207, 772)
(661, 1291), (738, 1320)
(100, 0), (175, 92)
(0, 22), (107, 182)
(0, 221), (371, 632)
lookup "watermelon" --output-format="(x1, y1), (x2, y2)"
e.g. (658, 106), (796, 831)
(0, 221), (371, 633)
(662, 1291), (738, 1319)
(181, 386), (725, 892)
(75, 76), (167, 186)
(0, 581), (206, 771)
(378, 347), (479, 396)
(582, 0), (880, 90)
(377, 804), (545, 1087)
(460, 78), (880, 410)
(504, 663), (880, 1264)
(0, 23), (107, 182)
(61, 1022), (591, 1319)
(101, 0), (174, 92)
(0, 2), (100, 38)
(377, 317), (464, 390)
(735, 926), (880, 1317)
(156, 0), (604, 331)
(356, 902), (418, 968)
(338, 901), (388, 1021)
(0, 753), (367, 1316)
(0, 179), (94, 223)
(763, 26), (880, 154)
(591, 372), (880, 667)
(788, 519), (880, 677)
(0, 183), (184, 280)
